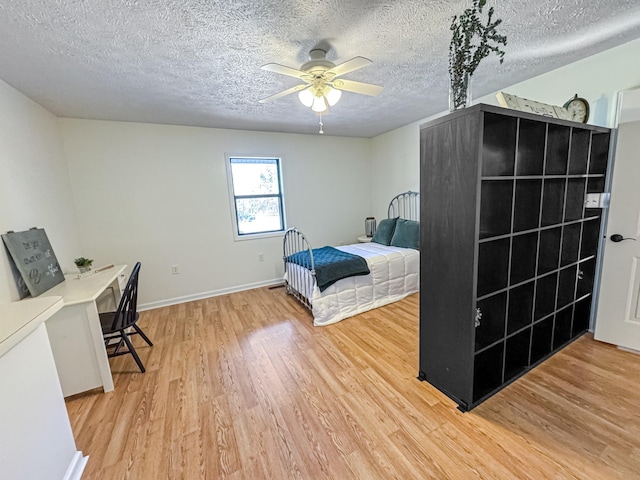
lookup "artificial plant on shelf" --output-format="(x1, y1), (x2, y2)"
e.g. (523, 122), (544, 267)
(448, 0), (507, 111)
(74, 256), (93, 273)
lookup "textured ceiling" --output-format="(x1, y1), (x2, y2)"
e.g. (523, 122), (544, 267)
(0, 1), (639, 137)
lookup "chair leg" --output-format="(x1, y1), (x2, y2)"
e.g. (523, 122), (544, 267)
(105, 336), (124, 355)
(133, 324), (153, 346)
(122, 332), (146, 373)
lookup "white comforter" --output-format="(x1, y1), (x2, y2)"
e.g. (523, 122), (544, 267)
(294, 242), (419, 326)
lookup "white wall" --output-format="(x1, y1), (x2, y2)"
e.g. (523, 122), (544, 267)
(0, 80), (81, 303)
(370, 37), (640, 213)
(60, 120), (372, 309)
(370, 120), (421, 220)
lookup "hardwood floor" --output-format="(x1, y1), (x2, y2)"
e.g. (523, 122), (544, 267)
(66, 288), (640, 479)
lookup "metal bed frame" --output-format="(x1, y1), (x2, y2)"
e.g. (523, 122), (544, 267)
(282, 191), (419, 311)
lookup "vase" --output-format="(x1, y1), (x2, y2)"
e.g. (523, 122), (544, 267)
(78, 266), (91, 273)
(449, 72), (471, 112)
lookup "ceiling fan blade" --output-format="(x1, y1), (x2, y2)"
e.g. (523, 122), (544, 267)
(261, 63), (308, 79)
(331, 79), (383, 97)
(259, 84), (308, 103)
(325, 56), (372, 78)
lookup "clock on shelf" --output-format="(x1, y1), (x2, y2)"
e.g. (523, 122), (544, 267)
(563, 94), (590, 123)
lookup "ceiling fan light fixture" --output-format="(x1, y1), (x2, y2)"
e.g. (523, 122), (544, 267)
(325, 87), (342, 106)
(311, 96), (328, 113)
(298, 87), (314, 107)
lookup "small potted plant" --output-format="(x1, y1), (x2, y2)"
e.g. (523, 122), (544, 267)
(74, 257), (94, 273)
(449, 0), (507, 111)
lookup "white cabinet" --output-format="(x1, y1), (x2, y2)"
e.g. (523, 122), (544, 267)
(0, 297), (87, 480)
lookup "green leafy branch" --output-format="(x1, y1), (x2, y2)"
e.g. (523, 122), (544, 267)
(449, 0), (507, 109)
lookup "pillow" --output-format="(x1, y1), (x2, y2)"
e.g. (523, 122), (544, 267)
(371, 217), (398, 245)
(390, 218), (419, 249)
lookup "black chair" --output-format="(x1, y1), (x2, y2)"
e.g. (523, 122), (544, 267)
(100, 262), (153, 372)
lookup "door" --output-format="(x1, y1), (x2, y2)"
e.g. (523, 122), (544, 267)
(594, 89), (640, 351)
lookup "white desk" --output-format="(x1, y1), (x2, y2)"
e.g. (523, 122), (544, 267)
(46, 264), (127, 397)
(0, 296), (62, 356)
(0, 297), (88, 480)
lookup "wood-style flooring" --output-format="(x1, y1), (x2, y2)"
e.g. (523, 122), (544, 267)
(66, 287), (640, 479)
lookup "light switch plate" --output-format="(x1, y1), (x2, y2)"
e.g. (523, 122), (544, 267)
(585, 192), (609, 208)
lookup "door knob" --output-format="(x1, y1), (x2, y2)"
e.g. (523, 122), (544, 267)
(610, 234), (636, 243)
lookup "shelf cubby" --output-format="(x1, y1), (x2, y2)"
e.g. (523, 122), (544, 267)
(561, 223), (581, 267)
(589, 132), (610, 174)
(537, 227), (562, 275)
(510, 232), (538, 285)
(577, 258), (596, 298)
(482, 113), (516, 176)
(545, 124), (570, 175)
(514, 179), (542, 232)
(476, 292), (507, 351)
(473, 342), (504, 402)
(516, 119), (546, 176)
(531, 317), (554, 363)
(477, 238), (510, 297)
(557, 265), (577, 310)
(505, 328), (532, 382)
(507, 281), (535, 334)
(568, 128), (590, 175)
(565, 178), (586, 222)
(581, 218), (602, 259)
(553, 305), (574, 349)
(541, 179), (566, 227)
(535, 272), (558, 321)
(587, 177), (605, 193)
(480, 180), (514, 239)
(572, 297), (592, 336)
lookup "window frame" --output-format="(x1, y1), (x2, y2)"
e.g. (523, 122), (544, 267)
(225, 154), (286, 241)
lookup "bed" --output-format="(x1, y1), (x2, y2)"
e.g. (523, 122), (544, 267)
(283, 191), (420, 326)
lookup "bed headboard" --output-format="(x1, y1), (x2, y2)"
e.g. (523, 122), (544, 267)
(388, 191), (419, 221)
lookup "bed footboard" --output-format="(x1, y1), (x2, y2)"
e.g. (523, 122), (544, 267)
(283, 228), (315, 310)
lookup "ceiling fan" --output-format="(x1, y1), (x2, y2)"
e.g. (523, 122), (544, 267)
(259, 48), (383, 114)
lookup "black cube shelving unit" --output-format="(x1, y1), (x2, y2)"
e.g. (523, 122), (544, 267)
(418, 104), (611, 411)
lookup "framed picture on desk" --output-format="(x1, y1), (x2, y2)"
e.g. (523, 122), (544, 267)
(2, 228), (65, 297)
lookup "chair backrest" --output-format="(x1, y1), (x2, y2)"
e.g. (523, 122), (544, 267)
(109, 262), (141, 332)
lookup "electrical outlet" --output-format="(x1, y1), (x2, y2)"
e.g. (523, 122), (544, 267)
(258, 252), (264, 262)
(171, 264), (180, 275)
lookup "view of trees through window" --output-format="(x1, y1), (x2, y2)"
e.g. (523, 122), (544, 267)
(229, 157), (284, 235)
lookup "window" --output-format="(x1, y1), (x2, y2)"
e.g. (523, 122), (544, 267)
(226, 156), (285, 238)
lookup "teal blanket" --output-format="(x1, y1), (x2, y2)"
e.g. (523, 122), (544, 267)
(287, 246), (370, 292)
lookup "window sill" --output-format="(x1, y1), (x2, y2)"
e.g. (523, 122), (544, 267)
(233, 230), (285, 242)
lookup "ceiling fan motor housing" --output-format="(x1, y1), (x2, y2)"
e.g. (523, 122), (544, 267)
(300, 49), (335, 73)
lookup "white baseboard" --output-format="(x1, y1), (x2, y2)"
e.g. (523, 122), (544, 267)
(63, 451), (88, 480)
(138, 277), (284, 311)
(618, 345), (640, 355)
